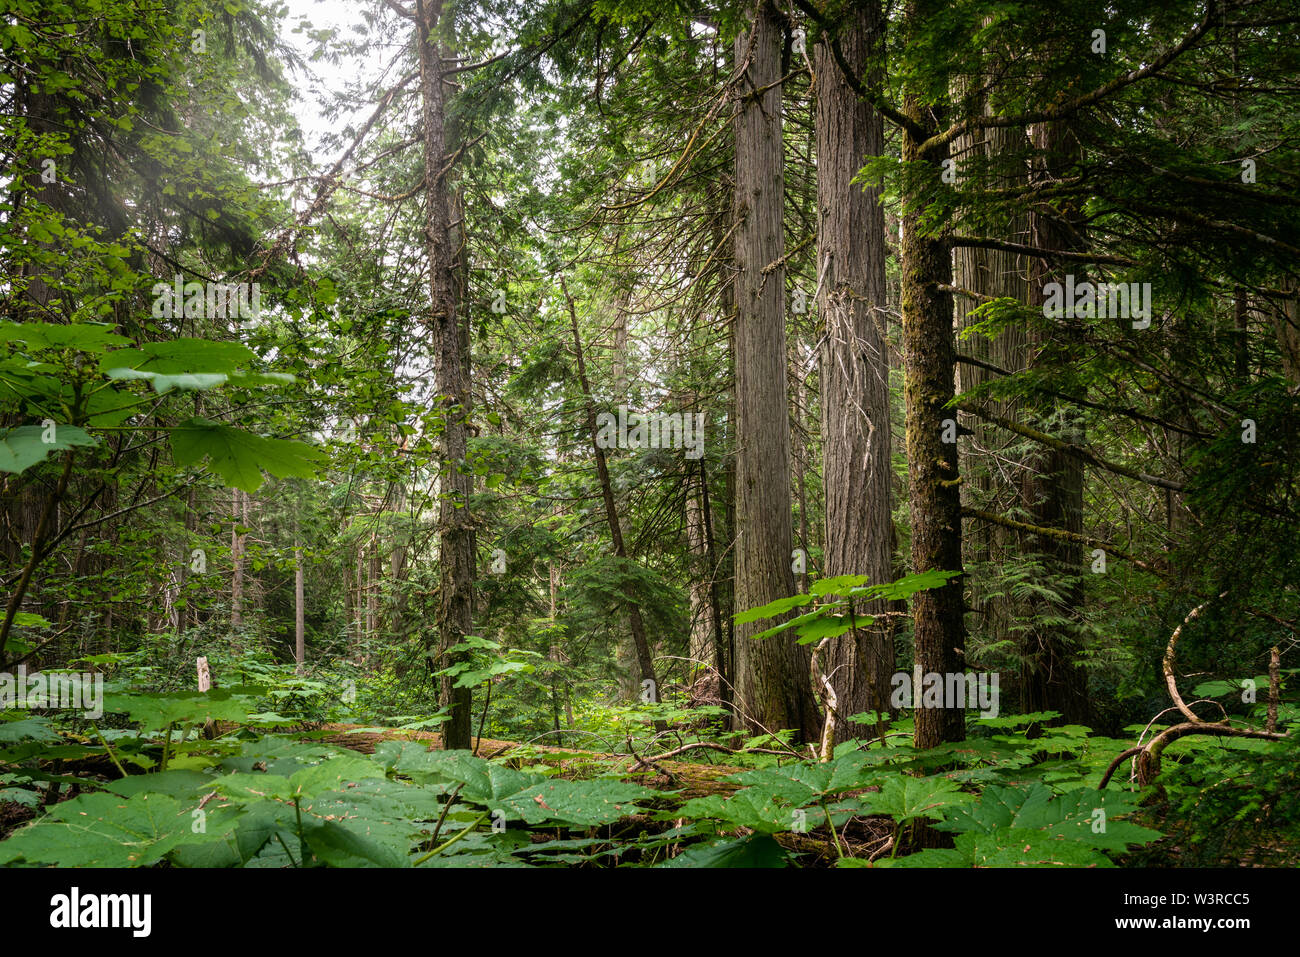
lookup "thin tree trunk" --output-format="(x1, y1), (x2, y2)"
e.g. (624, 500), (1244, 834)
(294, 541), (305, 674)
(562, 279), (663, 724)
(415, 0), (474, 750)
(231, 489), (244, 631)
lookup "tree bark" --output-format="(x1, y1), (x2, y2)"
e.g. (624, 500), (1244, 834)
(415, 0), (474, 750)
(294, 541), (305, 674)
(731, 3), (820, 743)
(231, 489), (244, 631)
(900, 4), (965, 748)
(1020, 117), (1089, 725)
(951, 69), (1029, 657)
(814, 0), (897, 742)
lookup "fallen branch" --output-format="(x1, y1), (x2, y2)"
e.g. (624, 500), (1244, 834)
(1162, 592), (1226, 724)
(1100, 594), (1290, 789)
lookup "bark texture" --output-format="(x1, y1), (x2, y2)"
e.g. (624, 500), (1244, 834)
(731, 4), (820, 743)
(814, 1), (897, 740)
(900, 16), (965, 747)
(416, 0), (475, 750)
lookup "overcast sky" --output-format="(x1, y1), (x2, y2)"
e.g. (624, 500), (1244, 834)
(281, 0), (377, 164)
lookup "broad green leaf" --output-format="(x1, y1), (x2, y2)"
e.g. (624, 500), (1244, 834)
(286, 754), (387, 798)
(0, 716), (61, 743)
(169, 418), (325, 492)
(0, 321), (129, 353)
(734, 593), (813, 624)
(100, 690), (256, 730)
(499, 779), (657, 826)
(381, 746), (537, 803)
(853, 775), (973, 825)
(936, 783), (1162, 852)
(0, 424), (97, 474)
(794, 614), (860, 645)
(302, 820), (409, 868)
(810, 574), (874, 597)
(0, 791), (231, 867)
(675, 788), (798, 833)
(106, 769), (212, 799)
(658, 834), (787, 868)
(99, 338), (256, 375)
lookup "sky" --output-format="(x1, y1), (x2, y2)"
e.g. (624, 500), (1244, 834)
(280, 0), (380, 165)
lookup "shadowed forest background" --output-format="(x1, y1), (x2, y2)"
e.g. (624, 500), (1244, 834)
(1, 0), (1298, 869)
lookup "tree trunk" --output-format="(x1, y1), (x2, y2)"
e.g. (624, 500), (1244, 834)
(685, 468), (713, 678)
(952, 75), (1029, 657)
(294, 541), (305, 674)
(1020, 117), (1089, 726)
(900, 15), (965, 747)
(731, 3), (819, 743)
(814, 1), (897, 741)
(231, 489), (244, 631)
(415, 0), (474, 750)
(562, 280), (663, 723)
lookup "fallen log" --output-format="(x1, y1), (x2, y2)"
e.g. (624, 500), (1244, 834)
(309, 723), (747, 801)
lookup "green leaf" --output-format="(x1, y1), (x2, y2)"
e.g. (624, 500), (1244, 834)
(101, 338), (256, 375)
(302, 819), (409, 868)
(380, 746), (537, 803)
(734, 593), (813, 624)
(936, 783), (1162, 852)
(658, 834), (787, 868)
(286, 754), (387, 798)
(101, 690), (255, 730)
(793, 614), (860, 645)
(853, 775), (973, 825)
(0, 424), (97, 474)
(498, 779), (658, 826)
(809, 574), (874, 597)
(0, 321), (129, 353)
(0, 791), (230, 867)
(169, 418), (325, 492)
(883, 829), (1114, 868)
(0, 716), (62, 743)
(105, 368), (230, 392)
(675, 788), (797, 833)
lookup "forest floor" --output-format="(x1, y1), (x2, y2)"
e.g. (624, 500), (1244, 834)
(311, 722), (747, 800)
(308, 723), (890, 863)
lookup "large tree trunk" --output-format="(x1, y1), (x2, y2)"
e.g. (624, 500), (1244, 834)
(1020, 118), (1089, 725)
(952, 76), (1030, 656)
(900, 7), (965, 748)
(731, 4), (820, 743)
(415, 0), (474, 750)
(814, 1), (896, 742)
